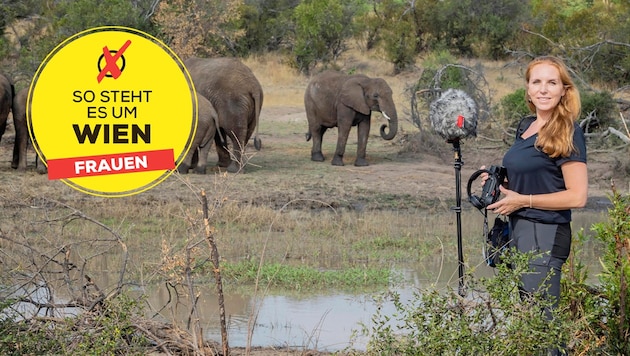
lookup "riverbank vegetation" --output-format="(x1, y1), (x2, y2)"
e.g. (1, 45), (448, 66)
(357, 187), (629, 355)
(0, 178), (628, 355)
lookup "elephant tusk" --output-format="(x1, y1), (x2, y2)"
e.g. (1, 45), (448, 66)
(382, 112), (391, 121)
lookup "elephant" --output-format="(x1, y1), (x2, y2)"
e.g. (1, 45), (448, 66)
(0, 73), (15, 158)
(304, 70), (398, 166)
(183, 57), (263, 173)
(177, 92), (220, 174)
(11, 87), (29, 170)
(11, 86), (47, 174)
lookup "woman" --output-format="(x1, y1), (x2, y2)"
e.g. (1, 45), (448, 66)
(487, 56), (588, 346)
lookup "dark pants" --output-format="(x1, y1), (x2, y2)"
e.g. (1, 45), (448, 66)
(509, 217), (572, 355)
(509, 217), (571, 310)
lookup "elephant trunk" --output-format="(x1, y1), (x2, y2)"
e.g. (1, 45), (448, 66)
(379, 110), (398, 140)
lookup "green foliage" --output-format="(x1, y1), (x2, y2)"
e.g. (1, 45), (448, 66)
(238, 0), (299, 53)
(2, 0), (630, 87)
(2, 0), (156, 81)
(579, 90), (617, 132)
(0, 293), (149, 355)
(361, 191), (630, 354)
(52, 0), (154, 36)
(0, 37), (8, 59)
(351, 0), (384, 51)
(495, 88), (529, 125)
(70, 294), (149, 355)
(410, 51), (461, 98)
(468, 0), (527, 59)
(222, 259), (392, 291)
(292, 0), (357, 74)
(527, 0), (630, 87)
(380, 7), (417, 74)
(590, 189), (630, 354)
(411, 0), (525, 60)
(561, 229), (611, 355)
(359, 251), (567, 355)
(0, 0), (39, 29)
(0, 298), (63, 355)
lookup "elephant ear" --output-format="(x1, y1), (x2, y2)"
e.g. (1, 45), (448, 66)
(340, 77), (370, 115)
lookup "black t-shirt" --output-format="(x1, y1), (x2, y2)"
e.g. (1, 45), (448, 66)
(502, 115), (587, 224)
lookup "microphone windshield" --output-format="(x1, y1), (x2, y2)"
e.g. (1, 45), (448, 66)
(429, 88), (478, 141)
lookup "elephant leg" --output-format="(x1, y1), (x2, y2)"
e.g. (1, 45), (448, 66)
(177, 148), (195, 174)
(227, 129), (248, 173)
(11, 135), (28, 170)
(215, 129), (231, 168)
(193, 142), (212, 174)
(217, 129), (246, 173)
(332, 123), (352, 166)
(13, 115), (28, 169)
(36, 155), (47, 174)
(15, 141), (28, 170)
(310, 126), (327, 162)
(191, 149), (199, 169)
(177, 162), (190, 174)
(354, 118), (371, 167)
(0, 116), (7, 142)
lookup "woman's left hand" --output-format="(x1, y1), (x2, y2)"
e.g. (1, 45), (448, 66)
(486, 185), (527, 216)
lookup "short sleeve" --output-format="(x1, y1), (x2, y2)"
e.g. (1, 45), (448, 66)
(557, 123), (587, 166)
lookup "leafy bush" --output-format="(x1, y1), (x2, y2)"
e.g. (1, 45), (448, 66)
(494, 88), (529, 126)
(237, 0), (298, 54)
(381, 17), (417, 74)
(589, 188), (630, 354)
(356, 251), (567, 355)
(0, 293), (149, 355)
(358, 189), (630, 355)
(579, 90), (617, 133)
(292, 0), (356, 74)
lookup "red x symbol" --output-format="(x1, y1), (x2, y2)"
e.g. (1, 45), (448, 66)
(97, 40), (131, 83)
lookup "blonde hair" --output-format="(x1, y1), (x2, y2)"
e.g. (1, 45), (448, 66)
(525, 56), (581, 158)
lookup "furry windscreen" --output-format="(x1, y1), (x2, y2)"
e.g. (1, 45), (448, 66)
(429, 88), (478, 140)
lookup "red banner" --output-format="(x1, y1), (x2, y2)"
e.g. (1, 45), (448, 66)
(47, 149), (175, 180)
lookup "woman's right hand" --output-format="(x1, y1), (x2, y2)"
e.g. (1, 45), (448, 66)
(479, 165), (488, 187)
(479, 165), (508, 188)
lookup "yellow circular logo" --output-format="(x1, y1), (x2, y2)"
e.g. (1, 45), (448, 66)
(29, 26), (197, 197)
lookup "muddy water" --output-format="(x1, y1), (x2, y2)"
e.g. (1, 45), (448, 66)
(145, 209), (608, 352)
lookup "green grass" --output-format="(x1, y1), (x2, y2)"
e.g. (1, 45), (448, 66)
(220, 259), (394, 291)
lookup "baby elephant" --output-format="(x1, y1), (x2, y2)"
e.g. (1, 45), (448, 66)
(178, 93), (219, 174)
(304, 70), (398, 166)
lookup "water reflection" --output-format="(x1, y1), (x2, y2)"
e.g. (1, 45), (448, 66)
(147, 257), (604, 352)
(145, 273), (431, 351)
(145, 209), (606, 352)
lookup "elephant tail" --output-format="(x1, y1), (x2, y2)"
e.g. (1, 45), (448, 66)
(9, 83), (15, 111)
(252, 88), (263, 151)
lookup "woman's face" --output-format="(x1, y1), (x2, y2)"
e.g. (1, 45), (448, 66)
(527, 62), (566, 119)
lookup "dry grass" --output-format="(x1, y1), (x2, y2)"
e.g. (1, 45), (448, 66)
(243, 53), (308, 107)
(245, 49), (527, 117)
